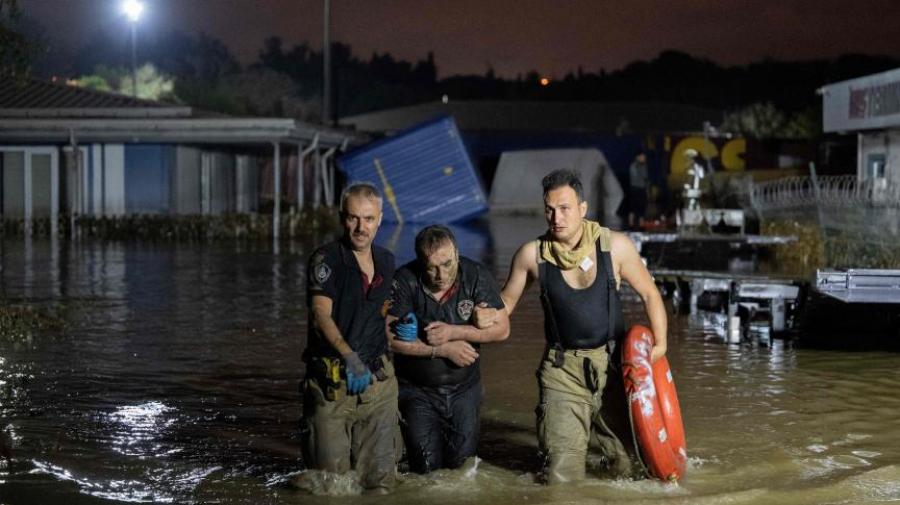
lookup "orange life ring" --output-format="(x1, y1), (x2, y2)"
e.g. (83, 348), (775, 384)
(622, 325), (687, 482)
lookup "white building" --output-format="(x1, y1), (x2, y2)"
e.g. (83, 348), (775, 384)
(822, 67), (900, 184)
(0, 79), (357, 237)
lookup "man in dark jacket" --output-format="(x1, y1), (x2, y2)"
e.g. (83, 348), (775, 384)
(386, 225), (509, 473)
(301, 182), (398, 492)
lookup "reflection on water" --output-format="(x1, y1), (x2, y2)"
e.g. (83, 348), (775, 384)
(1, 215), (899, 504)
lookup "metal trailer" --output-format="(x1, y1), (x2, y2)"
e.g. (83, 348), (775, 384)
(815, 269), (900, 304)
(653, 269), (803, 343)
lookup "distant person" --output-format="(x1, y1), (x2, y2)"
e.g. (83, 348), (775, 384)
(300, 182), (398, 493)
(387, 225), (509, 473)
(628, 151), (650, 229)
(683, 148), (707, 211)
(473, 169), (668, 483)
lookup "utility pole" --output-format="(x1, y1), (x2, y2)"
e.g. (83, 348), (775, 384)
(130, 22), (138, 97)
(322, 0), (332, 125)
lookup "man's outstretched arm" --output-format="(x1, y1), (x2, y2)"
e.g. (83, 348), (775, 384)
(612, 232), (668, 363)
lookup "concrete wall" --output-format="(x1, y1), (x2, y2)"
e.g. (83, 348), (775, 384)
(235, 155), (258, 213)
(174, 146), (201, 214)
(61, 143), (127, 217)
(31, 152), (52, 217)
(3, 142), (264, 220)
(104, 144), (126, 216)
(209, 151), (235, 215)
(2, 151), (25, 218)
(2, 149), (55, 219)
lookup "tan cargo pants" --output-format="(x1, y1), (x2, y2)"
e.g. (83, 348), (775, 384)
(536, 345), (636, 484)
(301, 359), (400, 492)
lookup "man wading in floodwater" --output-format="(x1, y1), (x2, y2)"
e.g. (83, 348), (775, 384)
(386, 225), (509, 473)
(299, 183), (399, 493)
(474, 169), (668, 483)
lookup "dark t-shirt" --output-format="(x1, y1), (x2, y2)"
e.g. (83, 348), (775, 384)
(389, 256), (504, 388)
(305, 239), (395, 365)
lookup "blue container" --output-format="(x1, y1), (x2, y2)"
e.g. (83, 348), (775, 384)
(337, 116), (488, 224)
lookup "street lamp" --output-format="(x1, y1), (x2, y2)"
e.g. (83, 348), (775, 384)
(122, 0), (144, 98)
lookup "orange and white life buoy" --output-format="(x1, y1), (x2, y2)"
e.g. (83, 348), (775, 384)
(622, 325), (687, 482)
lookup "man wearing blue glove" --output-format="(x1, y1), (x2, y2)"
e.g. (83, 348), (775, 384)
(386, 225), (510, 473)
(300, 182), (398, 492)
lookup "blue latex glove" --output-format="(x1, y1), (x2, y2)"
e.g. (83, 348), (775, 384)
(343, 352), (371, 395)
(395, 312), (419, 342)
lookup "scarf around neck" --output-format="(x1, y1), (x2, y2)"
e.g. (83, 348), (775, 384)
(540, 220), (603, 270)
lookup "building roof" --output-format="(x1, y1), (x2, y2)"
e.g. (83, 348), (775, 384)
(339, 100), (724, 135)
(0, 78), (364, 147)
(0, 78), (192, 118)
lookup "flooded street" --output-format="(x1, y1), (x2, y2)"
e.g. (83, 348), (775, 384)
(2, 216), (900, 504)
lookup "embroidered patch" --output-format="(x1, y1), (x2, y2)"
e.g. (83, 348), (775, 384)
(457, 299), (474, 320)
(314, 261), (332, 284)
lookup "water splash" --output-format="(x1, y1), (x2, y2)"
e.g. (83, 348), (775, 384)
(288, 469), (364, 496)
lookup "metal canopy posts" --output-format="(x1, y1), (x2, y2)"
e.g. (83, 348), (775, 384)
(296, 134), (319, 209)
(271, 134), (349, 240)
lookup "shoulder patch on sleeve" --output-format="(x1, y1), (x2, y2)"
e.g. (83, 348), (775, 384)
(314, 261), (332, 284)
(310, 253), (332, 288)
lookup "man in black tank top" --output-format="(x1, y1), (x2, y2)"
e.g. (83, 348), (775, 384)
(386, 225), (510, 474)
(474, 169), (668, 484)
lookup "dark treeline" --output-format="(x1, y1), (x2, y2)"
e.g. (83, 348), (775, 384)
(36, 28), (900, 122)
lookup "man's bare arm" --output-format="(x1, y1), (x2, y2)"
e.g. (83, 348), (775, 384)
(611, 232), (668, 363)
(311, 295), (353, 355)
(500, 240), (538, 316)
(472, 241), (537, 328)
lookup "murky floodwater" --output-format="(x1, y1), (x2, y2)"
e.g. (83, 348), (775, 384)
(1, 216), (899, 504)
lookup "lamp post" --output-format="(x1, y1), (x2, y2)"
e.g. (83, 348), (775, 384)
(122, 0), (144, 98)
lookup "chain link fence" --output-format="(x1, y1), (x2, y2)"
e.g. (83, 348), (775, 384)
(747, 174), (900, 265)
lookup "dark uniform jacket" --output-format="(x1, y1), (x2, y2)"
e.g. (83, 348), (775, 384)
(305, 239), (395, 366)
(389, 256), (504, 389)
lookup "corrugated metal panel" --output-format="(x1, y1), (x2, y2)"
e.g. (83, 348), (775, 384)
(338, 116), (487, 223)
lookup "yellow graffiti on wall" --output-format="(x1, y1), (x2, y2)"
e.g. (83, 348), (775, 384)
(721, 138), (746, 172)
(669, 137), (746, 176)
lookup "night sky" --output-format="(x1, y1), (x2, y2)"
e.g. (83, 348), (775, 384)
(22, 0), (900, 78)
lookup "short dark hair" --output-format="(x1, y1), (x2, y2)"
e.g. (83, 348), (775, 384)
(414, 224), (457, 261)
(340, 182), (383, 214)
(542, 169), (584, 202)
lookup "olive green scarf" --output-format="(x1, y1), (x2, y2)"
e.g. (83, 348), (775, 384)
(540, 220), (605, 270)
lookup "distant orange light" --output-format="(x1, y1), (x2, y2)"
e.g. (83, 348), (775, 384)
(540, 77), (550, 86)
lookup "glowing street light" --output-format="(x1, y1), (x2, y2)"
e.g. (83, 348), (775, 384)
(122, 0), (144, 97)
(122, 0), (144, 22)
(540, 77), (550, 87)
